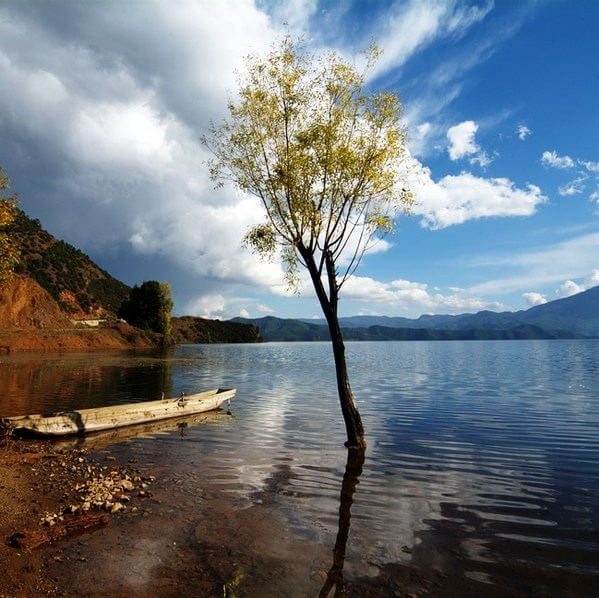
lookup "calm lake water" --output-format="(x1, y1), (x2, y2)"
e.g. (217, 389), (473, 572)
(2, 340), (599, 596)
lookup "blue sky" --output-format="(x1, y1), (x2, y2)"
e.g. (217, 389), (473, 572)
(0, 0), (597, 319)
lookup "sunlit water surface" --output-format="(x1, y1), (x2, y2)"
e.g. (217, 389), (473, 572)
(1, 340), (598, 595)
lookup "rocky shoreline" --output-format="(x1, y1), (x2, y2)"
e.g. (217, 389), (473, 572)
(0, 435), (157, 596)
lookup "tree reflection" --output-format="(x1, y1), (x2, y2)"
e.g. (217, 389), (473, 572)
(319, 447), (365, 597)
(0, 352), (174, 415)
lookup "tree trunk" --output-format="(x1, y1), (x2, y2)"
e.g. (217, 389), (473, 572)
(299, 244), (366, 449)
(324, 307), (366, 449)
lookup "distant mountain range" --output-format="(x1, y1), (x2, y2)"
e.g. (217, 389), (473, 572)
(303, 285), (599, 336)
(232, 286), (599, 341)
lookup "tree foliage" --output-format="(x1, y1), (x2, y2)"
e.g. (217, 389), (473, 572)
(205, 37), (413, 290)
(118, 280), (173, 336)
(0, 167), (20, 284)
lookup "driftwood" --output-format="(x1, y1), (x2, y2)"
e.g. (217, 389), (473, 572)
(7, 513), (109, 550)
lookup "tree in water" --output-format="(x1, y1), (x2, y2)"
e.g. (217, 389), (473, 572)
(118, 280), (173, 336)
(205, 37), (413, 448)
(0, 167), (20, 284)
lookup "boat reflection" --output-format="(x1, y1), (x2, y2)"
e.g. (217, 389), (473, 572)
(50, 410), (234, 451)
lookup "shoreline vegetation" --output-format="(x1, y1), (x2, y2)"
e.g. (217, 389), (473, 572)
(0, 274), (592, 354)
(1, 206), (595, 353)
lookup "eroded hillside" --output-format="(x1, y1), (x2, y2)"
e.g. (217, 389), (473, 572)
(0, 276), (154, 352)
(0, 276), (72, 330)
(9, 210), (130, 316)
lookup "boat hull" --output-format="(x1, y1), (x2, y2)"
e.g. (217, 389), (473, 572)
(2, 388), (235, 437)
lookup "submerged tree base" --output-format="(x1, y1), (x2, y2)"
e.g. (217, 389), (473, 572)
(344, 438), (367, 450)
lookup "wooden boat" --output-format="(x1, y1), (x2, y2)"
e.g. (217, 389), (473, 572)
(2, 388), (236, 437)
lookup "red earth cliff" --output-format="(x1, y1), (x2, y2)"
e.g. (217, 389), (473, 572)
(0, 276), (154, 352)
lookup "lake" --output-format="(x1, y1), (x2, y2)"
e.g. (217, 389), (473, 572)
(1, 340), (599, 596)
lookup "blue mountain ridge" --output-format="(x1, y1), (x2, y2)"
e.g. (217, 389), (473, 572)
(232, 285), (598, 340)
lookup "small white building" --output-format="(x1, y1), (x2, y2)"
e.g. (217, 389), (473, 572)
(71, 318), (106, 328)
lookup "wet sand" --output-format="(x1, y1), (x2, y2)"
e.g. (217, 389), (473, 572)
(0, 438), (332, 597)
(0, 443), (56, 596)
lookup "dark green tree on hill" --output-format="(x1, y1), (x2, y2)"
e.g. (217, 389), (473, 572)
(118, 281), (173, 335)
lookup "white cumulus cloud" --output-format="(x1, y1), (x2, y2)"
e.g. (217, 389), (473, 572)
(342, 276), (504, 313)
(540, 269), (599, 302)
(411, 168), (547, 229)
(554, 270), (599, 299)
(446, 120), (492, 167)
(541, 150), (574, 169)
(557, 280), (584, 298)
(517, 124), (531, 140)
(520, 269), (598, 308)
(522, 292), (547, 306)
(447, 120), (479, 160)
(184, 294), (226, 319)
(255, 304), (275, 314)
(586, 269), (599, 286)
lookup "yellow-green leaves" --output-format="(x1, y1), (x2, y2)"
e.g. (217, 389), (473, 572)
(0, 167), (20, 284)
(244, 223), (277, 257)
(205, 36), (412, 296)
